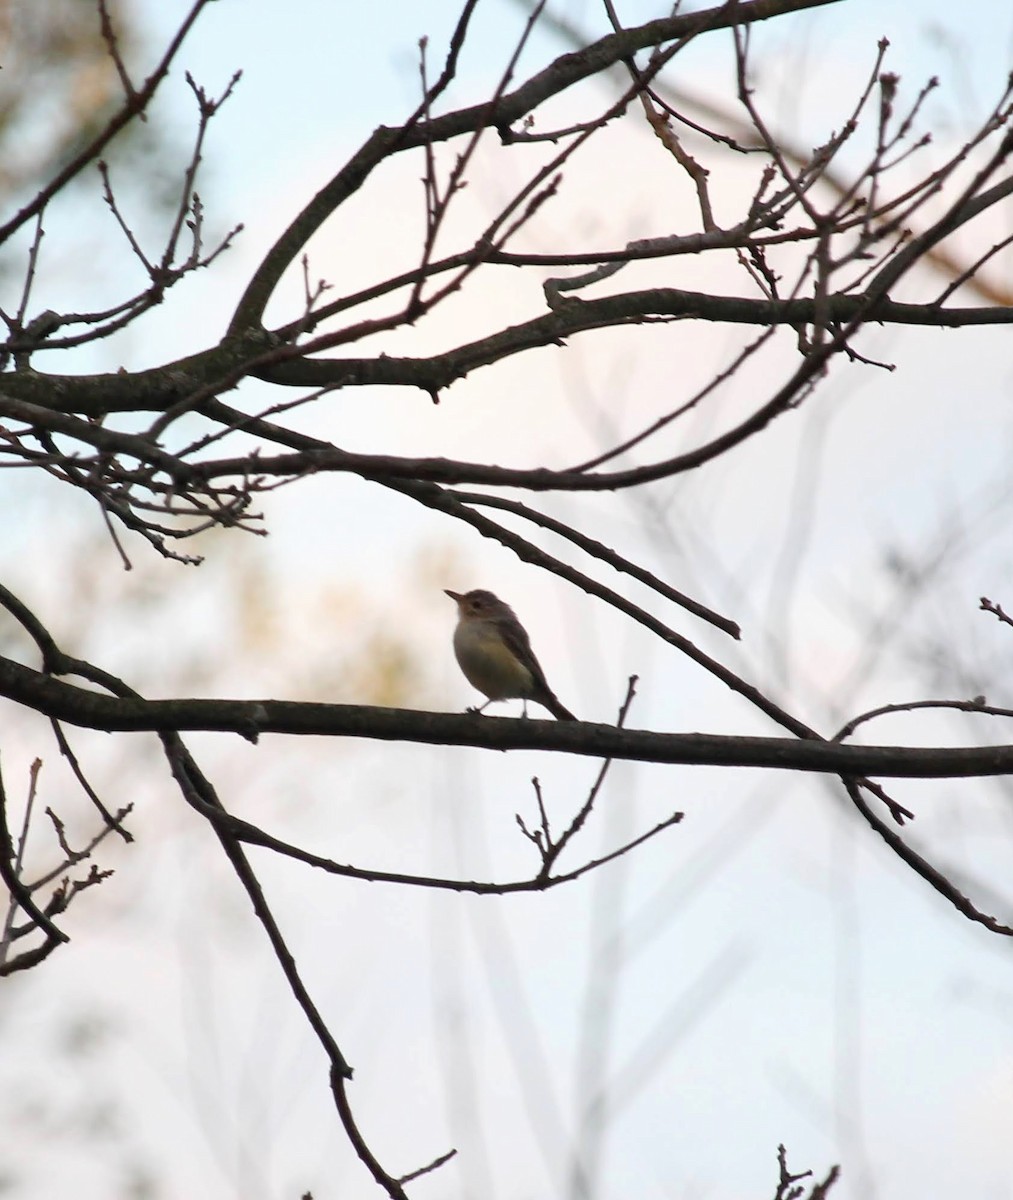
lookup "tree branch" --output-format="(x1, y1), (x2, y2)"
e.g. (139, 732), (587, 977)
(3, 653), (1013, 779)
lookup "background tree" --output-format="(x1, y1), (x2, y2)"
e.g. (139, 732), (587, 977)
(1, 1), (1013, 1196)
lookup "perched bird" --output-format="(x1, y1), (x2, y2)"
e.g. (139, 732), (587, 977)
(445, 588), (576, 721)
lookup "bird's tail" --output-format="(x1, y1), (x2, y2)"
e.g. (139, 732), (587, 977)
(540, 689), (577, 721)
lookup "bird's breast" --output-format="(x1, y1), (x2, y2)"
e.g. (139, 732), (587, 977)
(453, 620), (534, 700)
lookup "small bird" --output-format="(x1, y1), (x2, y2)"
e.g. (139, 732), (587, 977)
(445, 588), (576, 721)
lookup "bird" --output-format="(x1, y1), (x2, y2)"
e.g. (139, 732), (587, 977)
(445, 588), (576, 721)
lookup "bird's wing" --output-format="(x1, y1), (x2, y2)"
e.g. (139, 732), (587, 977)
(494, 614), (551, 692)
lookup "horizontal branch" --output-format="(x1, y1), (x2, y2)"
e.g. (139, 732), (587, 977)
(11, 283), (1009, 423)
(12, 284), (1003, 422)
(2, 655), (1011, 780)
(258, 288), (1013, 393)
(1, 330), (273, 417)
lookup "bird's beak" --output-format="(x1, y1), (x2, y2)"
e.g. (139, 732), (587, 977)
(444, 589), (463, 603)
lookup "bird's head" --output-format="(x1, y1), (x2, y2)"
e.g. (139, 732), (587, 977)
(445, 589), (507, 619)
